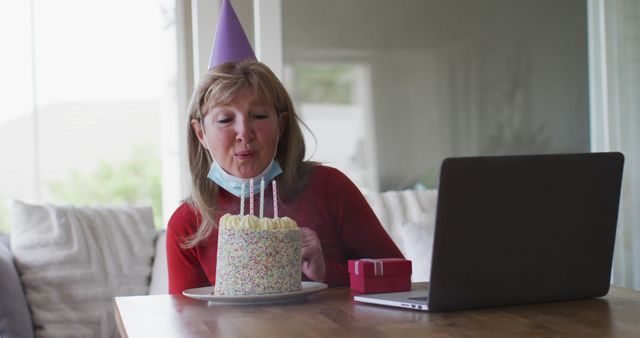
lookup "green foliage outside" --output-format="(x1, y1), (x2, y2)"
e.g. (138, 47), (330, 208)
(415, 166), (440, 190)
(47, 147), (163, 229)
(293, 64), (354, 104)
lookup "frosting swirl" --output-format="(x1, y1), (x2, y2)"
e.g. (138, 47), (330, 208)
(219, 213), (298, 230)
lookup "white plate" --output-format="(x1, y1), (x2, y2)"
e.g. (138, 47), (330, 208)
(182, 281), (328, 305)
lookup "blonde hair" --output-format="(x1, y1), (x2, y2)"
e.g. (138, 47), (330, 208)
(183, 60), (312, 248)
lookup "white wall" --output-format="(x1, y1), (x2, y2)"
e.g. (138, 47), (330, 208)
(283, 0), (589, 190)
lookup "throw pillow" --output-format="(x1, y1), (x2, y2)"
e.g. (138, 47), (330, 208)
(10, 200), (156, 338)
(364, 188), (438, 282)
(148, 230), (168, 295)
(399, 212), (435, 282)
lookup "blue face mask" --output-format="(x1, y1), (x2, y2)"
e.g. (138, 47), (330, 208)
(207, 160), (283, 198)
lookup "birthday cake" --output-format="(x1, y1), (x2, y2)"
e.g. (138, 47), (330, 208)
(214, 213), (302, 296)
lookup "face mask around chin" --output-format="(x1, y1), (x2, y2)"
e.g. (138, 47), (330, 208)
(206, 160), (283, 198)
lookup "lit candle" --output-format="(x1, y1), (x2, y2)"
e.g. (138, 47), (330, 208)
(249, 178), (254, 216)
(272, 179), (278, 218)
(259, 177), (265, 218)
(240, 180), (245, 216)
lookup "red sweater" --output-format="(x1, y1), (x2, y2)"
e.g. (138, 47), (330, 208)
(166, 165), (404, 295)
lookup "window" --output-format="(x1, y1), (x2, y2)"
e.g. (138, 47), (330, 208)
(282, 0), (590, 191)
(285, 63), (378, 192)
(0, 0), (178, 231)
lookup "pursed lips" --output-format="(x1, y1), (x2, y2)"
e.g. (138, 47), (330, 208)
(235, 150), (257, 160)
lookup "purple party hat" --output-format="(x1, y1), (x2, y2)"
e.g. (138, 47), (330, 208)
(208, 0), (257, 70)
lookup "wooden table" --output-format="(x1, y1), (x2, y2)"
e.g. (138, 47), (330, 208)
(115, 283), (640, 337)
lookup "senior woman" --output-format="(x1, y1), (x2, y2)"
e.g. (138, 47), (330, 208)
(166, 60), (404, 295)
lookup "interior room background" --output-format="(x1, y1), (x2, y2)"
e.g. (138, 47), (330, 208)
(0, 0), (637, 290)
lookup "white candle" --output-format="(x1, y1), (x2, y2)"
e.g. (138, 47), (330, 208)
(240, 180), (245, 216)
(249, 178), (254, 216)
(272, 179), (278, 218)
(259, 177), (265, 218)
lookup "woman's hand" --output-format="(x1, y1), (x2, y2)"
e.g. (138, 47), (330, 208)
(300, 227), (326, 283)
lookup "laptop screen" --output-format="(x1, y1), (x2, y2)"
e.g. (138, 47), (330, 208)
(427, 152), (624, 311)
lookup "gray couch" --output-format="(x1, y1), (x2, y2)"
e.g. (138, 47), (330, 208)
(0, 231), (34, 337)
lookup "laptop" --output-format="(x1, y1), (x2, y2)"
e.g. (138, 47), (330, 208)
(355, 152), (624, 312)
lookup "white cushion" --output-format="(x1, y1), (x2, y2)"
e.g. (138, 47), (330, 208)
(148, 230), (168, 295)
(365, 189), (437, 282)
(398, 212), (435, 282)
(10, 200), (156, 338)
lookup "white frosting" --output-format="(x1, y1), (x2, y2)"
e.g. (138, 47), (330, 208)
(219, 214), (298, 230)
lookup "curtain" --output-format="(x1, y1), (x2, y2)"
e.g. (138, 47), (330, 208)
(588, 0), (640, 291)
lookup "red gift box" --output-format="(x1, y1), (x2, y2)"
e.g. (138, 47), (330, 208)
(348, 258), (412, 294)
